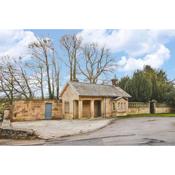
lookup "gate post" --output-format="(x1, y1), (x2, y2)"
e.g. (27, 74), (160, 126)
(150, 100), (157, 114)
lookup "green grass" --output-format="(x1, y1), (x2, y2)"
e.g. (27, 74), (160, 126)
(117, 113), (175, 119)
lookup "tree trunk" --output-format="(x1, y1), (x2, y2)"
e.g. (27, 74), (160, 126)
(73, 53), (77, 81)
(40, 67), (44, 100)
(70, 64), (73, 81)
(44, 49), (52, 99)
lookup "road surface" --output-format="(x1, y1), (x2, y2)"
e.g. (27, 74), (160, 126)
(1, 117), (175, 145)
(44, 117), (175, 145)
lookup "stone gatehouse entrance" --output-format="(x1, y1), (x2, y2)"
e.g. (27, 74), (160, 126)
(74, 99), (102, 119)
(83, 100), (91, 118)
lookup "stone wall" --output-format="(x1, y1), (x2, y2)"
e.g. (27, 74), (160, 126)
(128, 102), (175, 114)
(10, 99), (175, 121)
(128, 102), (150, 114)
(156, 103), (175, 113)
(0, 128), (38, 139)
(12, 99), (62, 121)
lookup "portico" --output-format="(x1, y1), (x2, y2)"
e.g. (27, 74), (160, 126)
(76, 98), (102, 119)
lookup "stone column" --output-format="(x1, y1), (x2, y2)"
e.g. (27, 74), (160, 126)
(90, 100), (95, 118)
(101, 99), (104, 117)
(78, 100), (83, 119)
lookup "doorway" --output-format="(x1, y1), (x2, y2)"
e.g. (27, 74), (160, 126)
(73, 100), (79, 119)
(82, 100), (91, 118)
(94, 100), (101, 117)
(45, 103), (52, 119)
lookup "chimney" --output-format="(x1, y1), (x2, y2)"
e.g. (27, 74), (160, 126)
(111, 78), (118, 86)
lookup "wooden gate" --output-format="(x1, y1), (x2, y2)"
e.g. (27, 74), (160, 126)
(45, 103), (52, 119)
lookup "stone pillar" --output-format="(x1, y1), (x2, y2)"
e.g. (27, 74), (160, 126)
(150, 100), (157, 114)
(1, 109), (12, 129)
(90, 100), (95, 118)
(78, 100), (83, 119)
(101, 99), (104, 117)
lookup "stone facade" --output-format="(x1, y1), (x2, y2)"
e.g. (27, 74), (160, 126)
(12, 99), (62, 121)
(112, 98), (128, 117)
(61, 85), (79, 119)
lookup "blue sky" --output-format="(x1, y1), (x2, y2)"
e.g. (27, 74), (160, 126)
(1, 29), (175, 87)
(32, 29), (175, 82)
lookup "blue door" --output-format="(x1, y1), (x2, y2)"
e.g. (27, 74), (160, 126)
(45, 103), (52, 119)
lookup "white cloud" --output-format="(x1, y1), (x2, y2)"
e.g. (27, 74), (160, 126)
(77, 29), (175, 72)
(117, 44), (170, 71)
(0, 30), (36, 59)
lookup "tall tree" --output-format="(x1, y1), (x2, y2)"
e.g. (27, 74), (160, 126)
(60, 34), (81, 81)
(78, 43), (114, 84)
(29, 37), (60, 99)
(119, 65), (175, 103)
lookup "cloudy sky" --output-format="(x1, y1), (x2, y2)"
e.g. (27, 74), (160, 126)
(1, 29), (175, 86)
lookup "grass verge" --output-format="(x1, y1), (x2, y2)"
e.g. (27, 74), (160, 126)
(117, 113), (175, 119)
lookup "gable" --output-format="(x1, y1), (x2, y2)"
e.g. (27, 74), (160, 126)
(60, 83), (79, 99)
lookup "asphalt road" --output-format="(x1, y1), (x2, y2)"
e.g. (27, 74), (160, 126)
(43, 117), (175, 146)
(1, 117), (175, 145)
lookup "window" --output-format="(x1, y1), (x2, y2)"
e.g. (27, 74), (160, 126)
(124, 103), (126, 110)
(64, 101), (70, 113)
(112, 102), (116, 111)
(118, 102), (120, 110)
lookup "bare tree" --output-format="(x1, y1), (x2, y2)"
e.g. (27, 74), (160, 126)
(29, 37), (60, 99)
(0, 63), (15, 104)
(25, 57), (45, 99)
(51, 48), (60, 99)
(0, 56), (34, 103)
(78, 43), (114, 84)
(60, 34), (81, 81)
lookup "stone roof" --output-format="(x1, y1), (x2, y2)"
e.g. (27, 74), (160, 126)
(68, 81), (131, 98)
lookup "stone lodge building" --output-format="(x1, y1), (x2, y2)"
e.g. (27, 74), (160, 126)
(60, 81), (131, 119)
